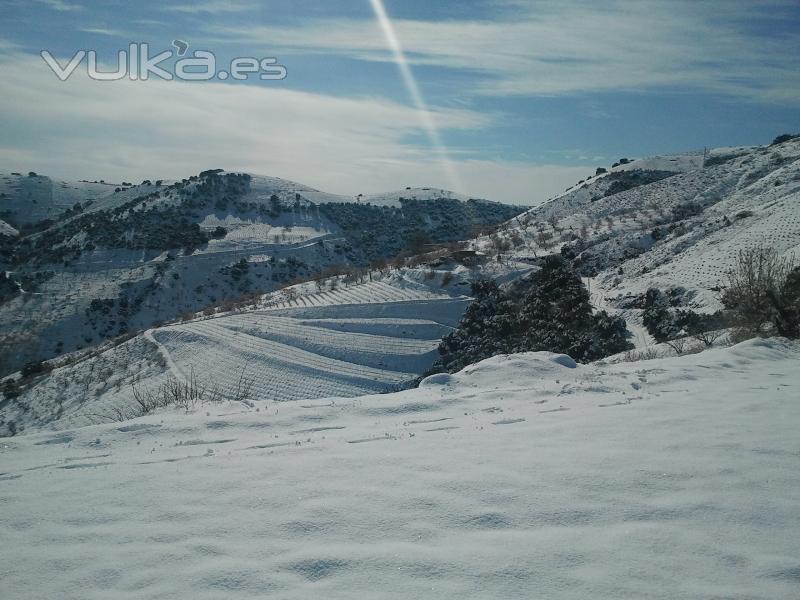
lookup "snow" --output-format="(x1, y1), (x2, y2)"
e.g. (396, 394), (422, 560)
(3, 144), (800, 597)
(0, 166), (502, 375)
(361, 187), (477, 207)
(1, 338), (799, 599)
(7, 137), (800, 430)
(1, 274), (470, 434)
(0, 218), (17, 237)
(0, 172), (116, 225)
(611, 151), (704, 174)
(485, 139), (800, 317)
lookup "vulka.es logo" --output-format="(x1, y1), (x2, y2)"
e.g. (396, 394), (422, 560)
(40, 41), (287, 82)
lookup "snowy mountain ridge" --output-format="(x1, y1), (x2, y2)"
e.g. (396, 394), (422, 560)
(0, 169), (521, 377)
(2, 137), (800, 437)
(482, 138), (800, 312)
(2, 139), (800, 599)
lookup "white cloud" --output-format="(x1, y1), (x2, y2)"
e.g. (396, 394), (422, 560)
(0, 53), (581, 205)
(0, 38), (20, 51)
(32, 0), (82, 12)
(78, 27), (130, 37)
(207, 0), (800, 104)
(163, 1), (258, 15)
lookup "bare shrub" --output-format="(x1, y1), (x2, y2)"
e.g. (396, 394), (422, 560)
(507, 230), (524, 248)
(692, 329), (725, 348)
(489, 233), (511, 253)
(230, 364), (255, 405)
(665, 337), (692, 355)
(721, 247), (799, 338)
(621, 346), (661, 362)
(535, 231), (554, 250)
(131, 369), (222, 415)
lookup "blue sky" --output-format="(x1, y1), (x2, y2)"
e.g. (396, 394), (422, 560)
(0, 0), (798, 203)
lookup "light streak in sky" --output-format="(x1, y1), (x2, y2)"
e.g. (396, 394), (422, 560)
(368, 0), (463, 192)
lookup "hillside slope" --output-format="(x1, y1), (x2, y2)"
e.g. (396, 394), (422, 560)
(485, 139), (800, 316)
(0, 172), (116, 227)
(0, 271), (474, 435)
(0, 218), (17, 237)
(3, 138), (799, 432)
(0, 170), (521, 375)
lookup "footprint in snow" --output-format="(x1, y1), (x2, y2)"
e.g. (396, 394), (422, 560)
(347, 436), (395, 444)
(117, 424), (162, 433)
(176, 439), (236, 447)
(58, 462), (114, 470)
(405, 417), (452, 425)
(64, 453), (112, 462)
(540, 407), (570, 414)
(598, 400), (632, 408)
(245, 441), (298, 450)
(34, 433), (74, 445)
(492, 418), (526, 425)
(138, 456), (196, 465)
(289, 426), (346, 435)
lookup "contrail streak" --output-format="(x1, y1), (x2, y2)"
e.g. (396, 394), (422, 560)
(368, 0), (463, 193)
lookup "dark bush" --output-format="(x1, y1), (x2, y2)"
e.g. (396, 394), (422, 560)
(2, 378), (20, 400)
(771, 133), (799, 146)
(722, 247), (800, 338)
(20, 360), (52, 379)
(430, 256), (633, 373)
(643, 288), (725, 342)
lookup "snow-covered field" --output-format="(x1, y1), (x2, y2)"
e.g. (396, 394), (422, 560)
(1, 338), (798, 599)
(1, 275), (470, 434)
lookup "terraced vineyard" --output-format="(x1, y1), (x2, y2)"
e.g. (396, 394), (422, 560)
(2, 276), (470, 433)
(147, 280), (470, 403)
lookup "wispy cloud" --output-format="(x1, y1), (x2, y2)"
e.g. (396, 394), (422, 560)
(33, 0), (82, 12)
(78, 27), (130, 37)
(0, 53), (586, 203)
(0, 38), (20, 51)
(163, 0), (257, 15)
(206, 0), (800, 104)
(0, 53), (586, 204)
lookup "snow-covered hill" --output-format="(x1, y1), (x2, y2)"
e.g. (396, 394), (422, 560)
(2, 139), (799, 598)
(3, 138), (800, 431)
(0, 172), (117, 226)
(1, 338), (798, 599)
(0, 169), (520, 375)
(486, 138), (800, 312)
(0, 271), (474, 434)
(362, 187), (477, 207)
(0, 218), (17, 237)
